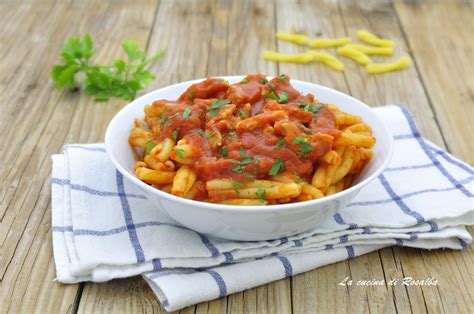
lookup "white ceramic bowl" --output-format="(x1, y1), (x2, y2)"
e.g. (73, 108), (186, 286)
(105, 76), (393, 241)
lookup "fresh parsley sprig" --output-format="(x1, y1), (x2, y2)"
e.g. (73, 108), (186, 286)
(51, 34), (165, 101)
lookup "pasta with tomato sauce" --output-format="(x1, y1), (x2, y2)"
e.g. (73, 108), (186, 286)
(129, 74), (376, 205)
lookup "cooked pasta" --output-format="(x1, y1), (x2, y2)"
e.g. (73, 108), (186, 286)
(129, 74), (376, 205)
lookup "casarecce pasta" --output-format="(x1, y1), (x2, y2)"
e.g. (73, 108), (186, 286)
(129, 74), (376, 205)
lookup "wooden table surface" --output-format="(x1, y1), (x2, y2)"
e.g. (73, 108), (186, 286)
(1, 0), (472, 313)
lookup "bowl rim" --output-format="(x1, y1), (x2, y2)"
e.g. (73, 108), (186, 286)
(105, 75), (394, 212)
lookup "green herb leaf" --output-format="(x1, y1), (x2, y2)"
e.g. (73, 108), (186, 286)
(173, 148), (185, 159)
(263, 90), (289, 104)
(239, 108), (247, 118)
(258, 79), (268, 84)
(182, 107), (192, 119)
(293, 135), (314, 157)
(274, 139), (286, 148)
(220, 146), (228, 157)
(146, 140), (154, 154)
(241, 77), (249, 84)
(232, 181), (245, 187)
(269, 158), (285, 176)
(207, 99), (231, 116)
(278, 73), (287, 81)
(172, 129), (179, 141)
(256, 185), (266, 200)
(188, 91), (196, 99)
(51, 34), (165, 101)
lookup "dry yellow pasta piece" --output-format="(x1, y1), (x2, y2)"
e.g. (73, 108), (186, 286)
(366, 56), (411, 74)
(357, 30), (394, 47)
(276, 31), (310, 45)
(171, 165), (197, 196)
(337, 46), (372, 65)
(307, 51), (344, 72)
(135, 167), (175, 185)
(308, 37), (352, 48)
(345, 44), (393, 56)
(335, 132), (376, 148)
(263, 50), (314, 64)
(219, 199), (268, 206)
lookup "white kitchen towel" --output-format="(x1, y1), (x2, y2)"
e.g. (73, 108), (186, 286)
(51, 105), (473, 311)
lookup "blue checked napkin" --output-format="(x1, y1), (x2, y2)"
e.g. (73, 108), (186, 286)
(51, 105), (473, 311)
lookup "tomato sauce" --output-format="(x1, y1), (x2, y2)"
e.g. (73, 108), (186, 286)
(155, 74), (338, 182)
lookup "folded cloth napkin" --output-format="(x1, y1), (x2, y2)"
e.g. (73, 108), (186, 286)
(51, 105), (473, 311)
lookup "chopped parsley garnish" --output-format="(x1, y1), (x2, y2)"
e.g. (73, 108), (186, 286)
(241, 77), (249, 84)
(293, 135), (314, 157)
(232, 181), (245, 188)
(207, 99), (231, 116)
(256, 185), (266, 200)
(239, 108), (247, 118)
(242, 172), (254, 179)
(258, 79), (268, 84)
(227, 131), (237, 140)
(172, 129), (179, 141)
(205, 131), (215, 139)
(182, 107), (192, 119)
(188, 91), (196, 99)
(278, 73), (287, 81)
(274, 139), (286, 148)
(193, 129), (204, 135)
(298, 102), (323, 115)
(220, 146), (228, 157)
(269, 158), (285, 176)
(239, 147), (252, 165)
(263, 90), (289, 104)
(145, 140), (154, 154)
(161, 112), (179, 127)
(173, 148), (185, 159)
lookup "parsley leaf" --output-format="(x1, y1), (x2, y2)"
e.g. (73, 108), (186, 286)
(293, 135), (314, 157)
(241, 77), (249, 84)
(239, 108), (247, 118)
(298, 102), (323, 114)
(258, 79), (268, 84)
(173, 148), (185, 159)
(51, 34), (165, 101)
(256, 185), (266, 200)
(232, 181), (245, 187)
(278, 73), (287, 81)
(263, 90), (289, 104)
(269, 158), (285, 176)
(207, 99), (231, 116)
(274, 139), (286, 148)
(220, 146), (228, 157)
(172, 129), (179, 141)
(188, 91), (196, 99)
(145, 140), (154, 154)
(182, 107), (192, 119)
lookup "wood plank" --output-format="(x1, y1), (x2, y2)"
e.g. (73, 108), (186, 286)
(0, 0), (160, 312)
(77, 0), (216, 311)
(273, 1), (397, 313)
(394, 0), (474, 164)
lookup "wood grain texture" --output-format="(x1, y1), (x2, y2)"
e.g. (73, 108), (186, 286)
(0, 0), (472, 313)
(0, 0), (159, 312)
(394, 0), (474, 164)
